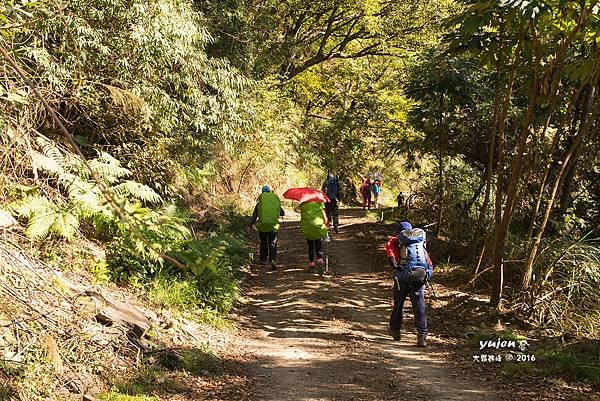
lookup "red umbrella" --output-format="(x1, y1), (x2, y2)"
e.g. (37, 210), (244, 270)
(283, 187), (330, 203)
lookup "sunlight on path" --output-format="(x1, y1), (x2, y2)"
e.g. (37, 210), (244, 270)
(233, 209), (503, 401)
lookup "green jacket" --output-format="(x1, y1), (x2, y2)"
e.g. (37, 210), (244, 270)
(256, 192), (282, 232)
(299, 201), (328, 240)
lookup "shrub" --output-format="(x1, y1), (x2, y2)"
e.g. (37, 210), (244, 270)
(518, 237), (600, 338)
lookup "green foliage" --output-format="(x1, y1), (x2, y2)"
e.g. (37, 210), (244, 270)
(14, 195), (79, 240)
(407, 51), (491, 138)
(174, 234), (250, 313)
(104, 366), (163, 398)
(500, 340), (600, 385)
(147, 273), (199, 312)
(98, 391), (159, 401)
(117, 203), (190, 261)
(11, 137), (163, 240)
(107, 229), (249, 317)
(521, 237), (600, 337)
(0, 383), (18, 401)
(540, 342), (600, 385)
(2, 0), (255, 199)
(202, 0), (455, 78)
(157, 346), (220, 375)
(87, 259), (111, 284)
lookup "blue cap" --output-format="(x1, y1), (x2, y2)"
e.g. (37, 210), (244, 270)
(262, 185), (271, 193)
(397, 221), (412, 235)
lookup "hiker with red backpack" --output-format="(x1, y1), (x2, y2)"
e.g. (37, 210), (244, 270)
(360, 178), (372, 210)
(248, 185), (285, 271)
(386, 221), (434, 347)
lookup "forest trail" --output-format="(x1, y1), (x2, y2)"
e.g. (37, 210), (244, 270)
(231, 209), (504, 401)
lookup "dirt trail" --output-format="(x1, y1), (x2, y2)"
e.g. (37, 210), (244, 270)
(233, 209), (503, 401)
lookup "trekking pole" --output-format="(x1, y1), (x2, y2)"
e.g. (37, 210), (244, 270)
(426, 280), (437, 299)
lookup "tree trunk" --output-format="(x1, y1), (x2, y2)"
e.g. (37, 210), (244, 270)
(522, 88), (599, 289)
(436, 94), (445, 238)
(524, 126), (560, 244)
(489, 29), (526, 307)
(557, 160), (577, 218)
(473, 21), (506, 243)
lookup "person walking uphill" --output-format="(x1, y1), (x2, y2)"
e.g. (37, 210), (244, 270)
(386, 221), (434, 347)
(360, 179), (372, 210)
(248, 185), (285, 271)
(299, 201), (329, 274)
(396, 191), (405, 210)
(371, 179), (382, 208)
(322, 174), (342, 233)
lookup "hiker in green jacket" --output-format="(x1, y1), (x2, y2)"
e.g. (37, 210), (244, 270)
(299, 201), (329, 273)
(248, 185), (285, 271)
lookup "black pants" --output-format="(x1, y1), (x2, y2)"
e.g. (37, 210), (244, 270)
(259, 231), (278, 262)
(306, 239), (323, 262)
(325, 200), (339, 228)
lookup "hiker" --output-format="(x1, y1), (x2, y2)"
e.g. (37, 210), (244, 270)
(299, 200), (329, 273)
(360, 179), (372, 210)
(248, 185), (285, 271)
(322, 173), (341, 233)
(371, 179), (382, 208)
(386, 221), (434, 347)
(396, 191), (405, 210)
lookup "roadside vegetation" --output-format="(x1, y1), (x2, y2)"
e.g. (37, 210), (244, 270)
(1, 0), (599, 399)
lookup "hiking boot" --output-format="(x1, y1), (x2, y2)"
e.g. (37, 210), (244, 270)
(388, 327), (401, 341)
(259, 259), (268, 266)
(307, 261), (316, 273)
(270, 260), (277, 271)
(417, 333), (427, 347)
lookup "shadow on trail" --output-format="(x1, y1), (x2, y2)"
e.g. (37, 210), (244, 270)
(235, 207), (503, 401)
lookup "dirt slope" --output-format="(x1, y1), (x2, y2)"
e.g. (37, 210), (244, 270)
(231, 209), (506, 401)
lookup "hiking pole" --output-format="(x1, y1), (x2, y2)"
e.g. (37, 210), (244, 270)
(426, 280), (437, 299)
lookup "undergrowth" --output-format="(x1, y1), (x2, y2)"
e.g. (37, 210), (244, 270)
(3, 135), (252, 323)
(108, 230), (251, 320)
(500, 341), (600, 386)
(98, 392), (159, 401)
(102, 345), (220, 399)
(469, 328), (600, 386)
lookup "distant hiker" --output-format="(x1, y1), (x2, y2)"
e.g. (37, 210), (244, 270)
(360, 179), (372, 210)
(396, 191), (405, 210)
(371, 179), (382, 208)
(322, 173), (342, 233)
(299, 200), (329, 273)
(385, 221), (434, 347)
(248, 185), (285, 271)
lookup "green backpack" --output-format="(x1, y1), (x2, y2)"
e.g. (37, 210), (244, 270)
(299, 201), (328, 240)
(256, 192), (281, 232)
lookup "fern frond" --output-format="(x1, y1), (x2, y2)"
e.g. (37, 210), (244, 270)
(14, 195), (55, 219)
(26, 210), (57, 239)
(112, 181), (162, 204)
(51, 210), (79, 239)
(89, 155), (131, 183)
(30, 150), (63, 174)
(36, 137), (64, 167)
